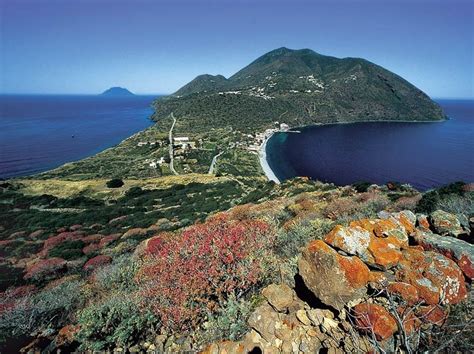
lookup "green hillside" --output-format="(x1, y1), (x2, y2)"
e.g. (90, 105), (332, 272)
(152, 47), (445, 133)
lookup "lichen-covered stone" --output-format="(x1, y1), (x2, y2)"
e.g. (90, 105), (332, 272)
(367, 235), (403, 269)
(396, 248), (467, 305)
(324, 225), (370, 257)
(387, 282), (420, 305)
(298, 240), (369, 310)
(412, 229), (474, 280)
(430, 210), (463, 237)
(416, 305), (447, 325)
(352, 303), (397, 340)
(416, 214), (431, 231)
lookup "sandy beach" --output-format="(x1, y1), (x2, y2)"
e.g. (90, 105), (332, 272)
(258, 132), (281, 184)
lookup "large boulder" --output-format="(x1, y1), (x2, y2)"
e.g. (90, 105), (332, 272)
(430, 210), (463, 237)
(395, 247), (467, 305)
(298, 240), (370, 310)
(350, 217), (409, 244)
(412, 230), (474, 280)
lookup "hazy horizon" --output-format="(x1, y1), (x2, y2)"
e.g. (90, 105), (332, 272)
(1, 0), (473, 98)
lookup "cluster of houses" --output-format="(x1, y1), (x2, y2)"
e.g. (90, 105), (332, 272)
(173, 136), (199, 160)
(246, 122), (290, 153)
(147, 157), (167, 169)
(136, 139), (167, 148)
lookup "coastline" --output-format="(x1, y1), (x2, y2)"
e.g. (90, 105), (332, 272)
(257, 116), (447, 184)
(258, 132), (281, 184)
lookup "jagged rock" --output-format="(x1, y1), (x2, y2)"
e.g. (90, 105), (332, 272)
(296, 309), (311, 326)
(412, 229), (474, 280)
(396, 247), (467, 305)
(416, 214), (431, 231)
(247, 303), (281, 342)
(324, 225), (370, 257)
(298, 240), (369, 310)
(306, 308), (334, 327)
(430, 210), (463, 237)
(352, 303), (397, 340)
(262, 283), (295, 312)
(320, 318), (338, 333)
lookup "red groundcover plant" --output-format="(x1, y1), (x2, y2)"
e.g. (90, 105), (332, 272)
(138, 213), (275, 330)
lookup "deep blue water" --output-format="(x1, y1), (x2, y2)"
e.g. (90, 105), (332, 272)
(267, 100), (474, 191)
(0, 95), (156, 178)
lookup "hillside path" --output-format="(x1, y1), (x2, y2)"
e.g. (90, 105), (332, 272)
(168, 113), (178, 175)
(208, 150), (225, 174)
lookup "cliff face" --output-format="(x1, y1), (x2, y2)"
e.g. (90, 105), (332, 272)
(153, 48), (445, 132)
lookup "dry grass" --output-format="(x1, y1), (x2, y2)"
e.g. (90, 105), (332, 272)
(14, 174), (230, 199)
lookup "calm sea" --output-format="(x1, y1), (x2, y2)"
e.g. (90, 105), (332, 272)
(0, 95), (156, 179)
(267, 99), (474, 190)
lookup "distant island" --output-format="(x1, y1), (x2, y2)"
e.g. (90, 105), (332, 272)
(101, 87), (134, 96)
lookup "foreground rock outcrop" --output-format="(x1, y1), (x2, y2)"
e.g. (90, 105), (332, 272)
(204, 210), (472, 353)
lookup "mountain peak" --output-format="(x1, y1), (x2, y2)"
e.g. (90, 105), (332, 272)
(101, 87), (134, 96)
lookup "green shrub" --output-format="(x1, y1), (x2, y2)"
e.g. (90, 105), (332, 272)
(0, 280), (83, 341)
(106, 179), (124, 188)
(275, 218), (333, 259)
(352, 181), (372, 193)
(93, 256), (139, 292)
(199, 295), (258, 345)
(77, 294), (159, 351)
(416, 182), (470, 214)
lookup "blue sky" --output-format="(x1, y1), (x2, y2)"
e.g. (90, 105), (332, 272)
(1, 0), (473, 98)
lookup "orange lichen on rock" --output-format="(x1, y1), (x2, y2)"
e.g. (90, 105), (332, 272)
(338, 256), (370, 289)
(352, 303), (397, 341)
(299, 239), (369, 310)
(458, 254), (474, 280)
(416, 305), (447, 325)
(367, 235), (403, 269)
(56, 324), (80, 347)
(398, 213), (416, 234)
(373, 219), (399, 238)
(396, 307), (421, 334)
(369, 271), (388, 285)
(349, 219), (377, 234)
(396, 248), (467, 305)
(387, 282), (420, 305)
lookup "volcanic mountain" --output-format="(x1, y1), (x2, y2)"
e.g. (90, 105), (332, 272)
(152, 47), (444, 132)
